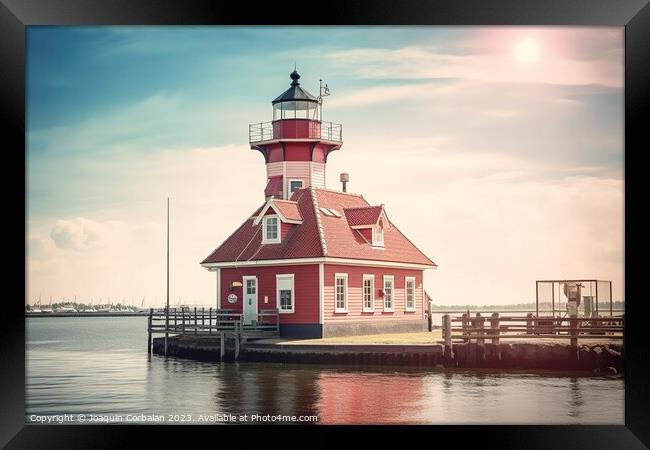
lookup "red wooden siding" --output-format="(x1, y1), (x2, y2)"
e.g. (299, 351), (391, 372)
(272, 119), (320, 140)
(267, 145), (284, 163)
(323, 264), (424, 322)
(219, 264), (319, 324)
(284, 142), (312, 161)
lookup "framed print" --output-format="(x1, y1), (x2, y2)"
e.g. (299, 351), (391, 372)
(3, 0), (649, 447)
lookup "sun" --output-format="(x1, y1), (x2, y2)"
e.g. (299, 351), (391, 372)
(515, 37), (541, 63)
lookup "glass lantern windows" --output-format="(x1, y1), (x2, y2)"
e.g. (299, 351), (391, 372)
(273, 101), (320, 120)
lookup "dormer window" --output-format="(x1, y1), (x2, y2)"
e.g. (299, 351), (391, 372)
(263, 215), (281, 244)
(372, 223), (384, 247)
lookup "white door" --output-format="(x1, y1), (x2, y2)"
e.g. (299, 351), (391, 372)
(243, 276), (258, 325)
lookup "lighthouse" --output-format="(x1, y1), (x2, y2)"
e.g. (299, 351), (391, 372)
(249, 70), (343, 201)
(202, 71), (436, 338)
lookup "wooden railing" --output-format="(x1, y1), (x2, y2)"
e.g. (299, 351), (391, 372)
(147, 307), (280, 356)
(442, 312), (624, 348)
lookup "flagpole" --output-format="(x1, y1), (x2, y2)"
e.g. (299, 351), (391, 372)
(164, 197), (170, 356)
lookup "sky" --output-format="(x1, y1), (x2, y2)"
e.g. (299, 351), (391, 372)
(26, 26), (624, 307)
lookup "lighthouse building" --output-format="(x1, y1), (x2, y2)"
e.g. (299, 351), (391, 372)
(201, 71), (436, 338)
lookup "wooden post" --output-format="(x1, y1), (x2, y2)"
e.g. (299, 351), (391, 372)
(182, 307), (185, 334)
(174, 307), (177, 331)
(220, 331), (225, 361)
(201, 307), (205, 333)
(147, 308), (153, 354)
(209, 307), (212, 335)
(234, 321), (240, 360)
(443, 314), (451, 348)
(194, 307), (197, 335)
(476, 313), (484, 345)
(490, 312), (500, 345)
(570, 314), (578, 348)
(442, 314), (453, 365)
(526, 312), (533, 335)
(461, 313), (469, 343)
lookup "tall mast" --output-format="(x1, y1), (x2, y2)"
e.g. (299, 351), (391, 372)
(167, 197), (170, 311)
(164, 197), (170, 356)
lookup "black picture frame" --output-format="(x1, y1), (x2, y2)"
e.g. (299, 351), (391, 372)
(3, 0), (648, 447)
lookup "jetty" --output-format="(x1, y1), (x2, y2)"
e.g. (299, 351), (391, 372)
(148, 308), (624, 372)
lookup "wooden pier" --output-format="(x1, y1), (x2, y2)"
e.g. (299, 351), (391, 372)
(442, 312), (624, 346)
(147, 307), (280, 360)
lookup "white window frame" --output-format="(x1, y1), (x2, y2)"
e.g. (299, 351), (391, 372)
(372, 225), (384, 247)
(362, 274), (375, 313)
(383, 275), (394, 312)
(334, 273), (348, 313)
(288, 179), (304, 195)
(276, 274), (295, 314)
(405, 276), (416, 312)
(262, 215), (281, 244)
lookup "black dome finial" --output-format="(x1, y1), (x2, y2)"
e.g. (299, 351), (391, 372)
(290, 67), (300, 86)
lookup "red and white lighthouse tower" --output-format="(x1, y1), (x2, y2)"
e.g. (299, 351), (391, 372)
(249, 70), (343, 200)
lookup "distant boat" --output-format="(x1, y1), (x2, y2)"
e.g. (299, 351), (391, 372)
(31, 296), (43, 313)
(42, 297), (53, 313)
(55, 305), (77, 313)
(136, 297), (147, 312)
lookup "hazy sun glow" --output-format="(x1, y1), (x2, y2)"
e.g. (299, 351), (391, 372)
(515, 37), (541, 63)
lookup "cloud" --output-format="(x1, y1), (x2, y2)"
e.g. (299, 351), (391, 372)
(327, 29), (622, 88)
(50, 218), (105, 251)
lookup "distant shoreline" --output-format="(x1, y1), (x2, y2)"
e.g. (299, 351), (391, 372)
(26, 312), (150, 318)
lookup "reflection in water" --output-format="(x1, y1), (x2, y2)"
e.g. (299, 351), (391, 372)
(26, 317), (624, 424)
(316, 370), (425, 424)
(568, 378), (583, 418)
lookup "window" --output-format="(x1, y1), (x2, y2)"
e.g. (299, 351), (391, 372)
(289, 179), (303, 194)
(372, 225), (384, 247)
(319, 207), (341, 218)
(276, 274), (294, 313)
(263, 216), (280, 244)
(383, 276), (394, 312)
(405, 277), (416, 311)
(335, 273), (348, 313)
(246, 279), (256, 295)
(363, 275), (375, 312)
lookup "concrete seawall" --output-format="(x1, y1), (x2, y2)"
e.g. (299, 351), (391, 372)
(151, 336), (623, 373)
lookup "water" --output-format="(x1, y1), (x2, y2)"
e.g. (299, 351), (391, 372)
(26, 317), (624, 424)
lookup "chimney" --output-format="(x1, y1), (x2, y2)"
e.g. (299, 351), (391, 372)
(340, 172), (349, 192)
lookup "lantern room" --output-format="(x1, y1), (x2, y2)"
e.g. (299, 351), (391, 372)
(272, 70), (321, 121)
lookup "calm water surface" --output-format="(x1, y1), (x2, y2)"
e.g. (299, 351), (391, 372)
(26, 317), (624, 424)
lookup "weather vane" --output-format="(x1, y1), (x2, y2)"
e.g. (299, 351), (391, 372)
(319, 78), (330, 104)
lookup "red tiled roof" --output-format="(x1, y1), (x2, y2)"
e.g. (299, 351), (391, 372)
(201, 187), (436, 267)
(271, 199), (302, 222)
(343, 205), (384, 227)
